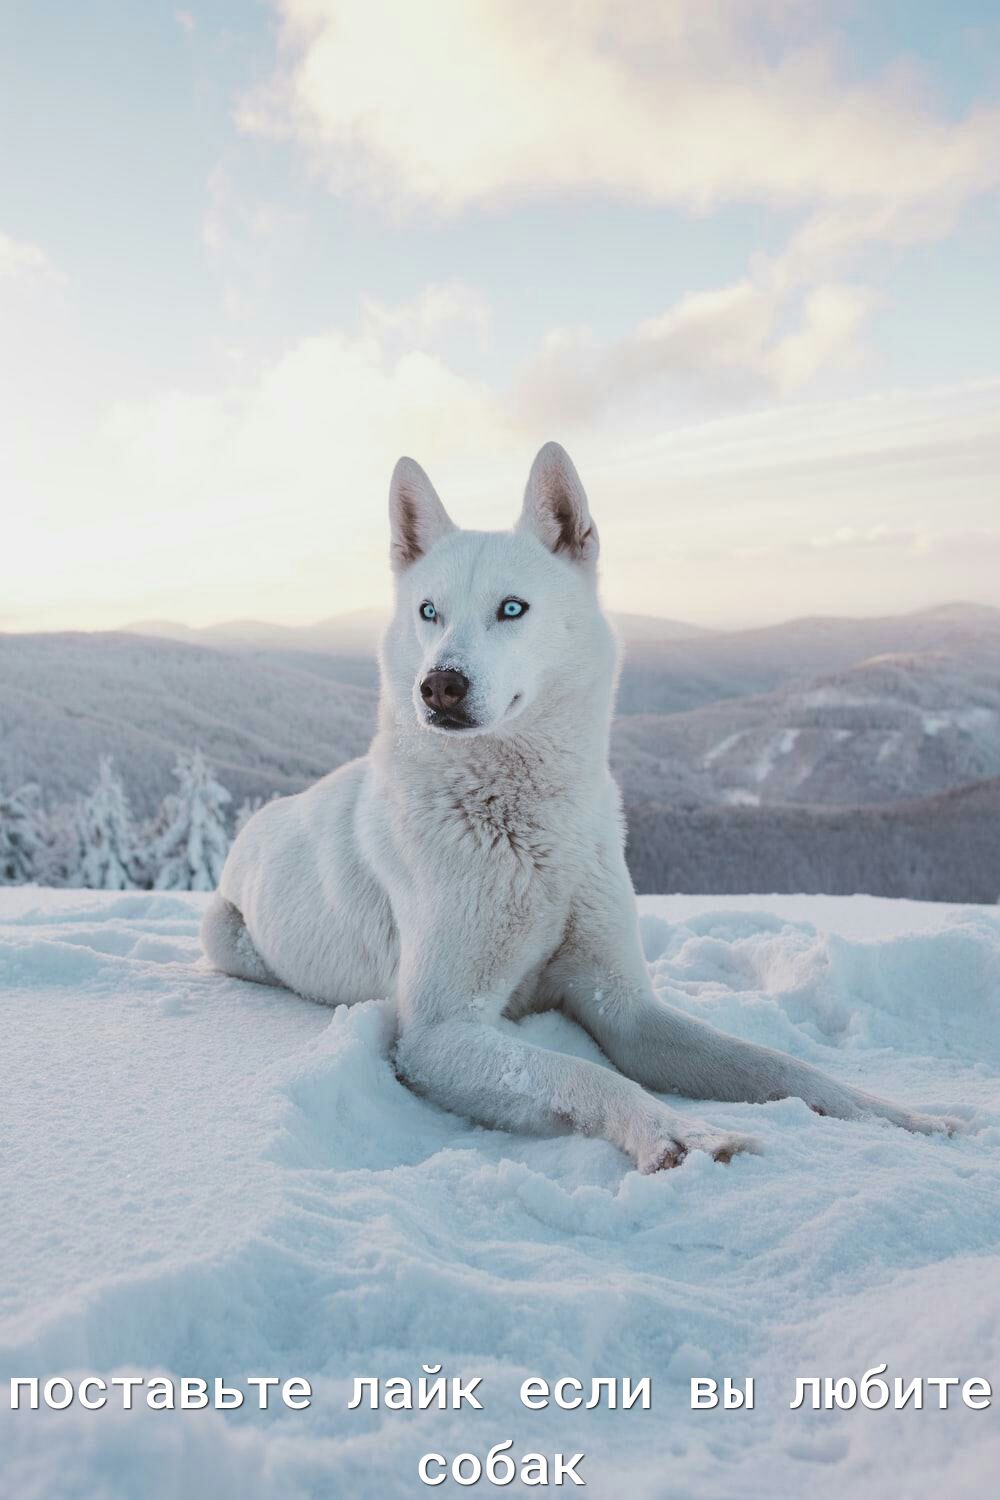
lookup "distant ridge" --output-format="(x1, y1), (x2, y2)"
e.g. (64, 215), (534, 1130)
(2, 602), (999, 901)
(126, 608), (388, 656)
(124, 608), (719, 653)
(122, 599), (1000, 657)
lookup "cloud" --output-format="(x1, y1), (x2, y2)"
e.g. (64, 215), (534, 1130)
(201, 164), (308, 321)
(513, 274), (874, 426)
(361, 282), (491, 354)
(802, 525), (922, 554)
(241, 0), (1000, 215)
(6, 268), (999, 631)
(3, 317), (516, 630)
(0, 231), (57, 281)
(222, 1), (1000, 430)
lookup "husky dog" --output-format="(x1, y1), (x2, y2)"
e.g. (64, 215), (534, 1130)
(202, 443), (954, 1170)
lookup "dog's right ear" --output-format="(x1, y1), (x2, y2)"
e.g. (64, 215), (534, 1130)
(388, 457), (455, 572)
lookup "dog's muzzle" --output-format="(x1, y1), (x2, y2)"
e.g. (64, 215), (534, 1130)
(420, 669), (476, 730)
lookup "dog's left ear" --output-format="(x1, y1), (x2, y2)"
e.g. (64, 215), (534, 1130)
(518, 442), (599, 567)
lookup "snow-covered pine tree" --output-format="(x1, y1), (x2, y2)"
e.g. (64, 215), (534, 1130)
(234, 794), (264, 836)
(35, 799), (82, 888)
(0, 782), (46, 884)
(73, 757), (141, 890)
(233, 791), (280, 836)
(149, 750), (231, 891)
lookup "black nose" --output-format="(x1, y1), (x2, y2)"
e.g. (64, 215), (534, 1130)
(420, 669), (470, 714)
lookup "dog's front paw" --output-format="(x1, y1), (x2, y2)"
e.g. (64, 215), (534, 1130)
(684, 1127), (762, 1167)
(634, 1116), (760, 1174)
(898, 1110), (968, 1137)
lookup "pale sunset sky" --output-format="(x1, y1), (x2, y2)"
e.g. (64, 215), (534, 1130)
(2, 1), (999, 632)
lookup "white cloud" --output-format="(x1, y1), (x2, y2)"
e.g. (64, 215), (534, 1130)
(201, 164), (307, 323)
(513, 273), (874, 425)
(242, 0), (1000, 216)
(361, 282), (491, 353)
(804, 524), (917, 553)
(0, 231), (57, 281)
(768, 283), (872, 390)
(3, 320), (513, 630)
(5, 284), (999, 630)
(202, 166), (293, 259)
(236, 1), (991, 427)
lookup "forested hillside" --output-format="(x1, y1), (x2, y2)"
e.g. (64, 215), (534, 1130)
(626, 778), (1000, 900)
(3, 603), (999, 900)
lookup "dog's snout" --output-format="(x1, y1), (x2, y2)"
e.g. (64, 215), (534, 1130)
(420, 669), (470, 714)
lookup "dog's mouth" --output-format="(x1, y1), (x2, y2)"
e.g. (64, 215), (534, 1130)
(422, 695), (523, 734)
(425, 709), (478, 732)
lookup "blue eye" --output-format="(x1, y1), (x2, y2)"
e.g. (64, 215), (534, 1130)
(498, 598), (528, 620)
(419, 601), (437, 622)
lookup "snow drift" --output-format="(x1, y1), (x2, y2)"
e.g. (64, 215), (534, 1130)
(2, 889), (999, 1498)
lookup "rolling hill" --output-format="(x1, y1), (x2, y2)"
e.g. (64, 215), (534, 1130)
(3, 602), (999, 902)
(615, 601), (1000, 713)
(0, 631), (376, 816)
(612, 641), (1000, 809)
(127, 608), (717, 662)
(625, 776), (1000, 901)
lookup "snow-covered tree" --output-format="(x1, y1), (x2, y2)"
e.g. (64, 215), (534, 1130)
(148, 750), (231, 891)
(234, 794), (264, 836)
(0, 782), (46, 884)
(233, 791), (280, 836)
(72, 757), (141, 890)
(33, 800), (82, 888)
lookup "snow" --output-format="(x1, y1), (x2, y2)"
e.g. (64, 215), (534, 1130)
(751, 727), (800, 784)
(922, 706), (997, 738)
(3, 888), (999, 1498)
(702, 730), (746, 766)
(721, 787), (761, 806)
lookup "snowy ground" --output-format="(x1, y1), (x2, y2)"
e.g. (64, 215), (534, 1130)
(2, 888), (999, 1498)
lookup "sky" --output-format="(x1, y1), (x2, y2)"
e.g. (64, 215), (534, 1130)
(2, 0), (999, 632)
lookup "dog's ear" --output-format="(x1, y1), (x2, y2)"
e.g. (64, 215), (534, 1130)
(389, 457), (455, 571)
(518, 442), (598, 567)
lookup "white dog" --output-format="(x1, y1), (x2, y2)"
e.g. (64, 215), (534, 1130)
(202, 443), (953, 1170)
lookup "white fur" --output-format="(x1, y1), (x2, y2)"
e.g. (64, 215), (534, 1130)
(203, 442), (956, 1171)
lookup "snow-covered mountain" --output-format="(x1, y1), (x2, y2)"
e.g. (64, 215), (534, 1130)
(3, 603), (1000, 902)
(0, 631), (376, 816)
(615, 600), (1000, 714)
(127, 607), (390, 657)
(4, 607), (1000, 819)
(127, 608), (717, 657)
(613, 642), (1000, 809)
(124, 602), (1000, 727)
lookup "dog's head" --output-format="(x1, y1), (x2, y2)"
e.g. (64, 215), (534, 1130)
(381, 442), (614, 738)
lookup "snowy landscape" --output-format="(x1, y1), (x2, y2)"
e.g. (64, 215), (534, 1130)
(3, 602), (1000, 901)
(3, 886), (999, 1496)
(6, 4), (1000, 1494)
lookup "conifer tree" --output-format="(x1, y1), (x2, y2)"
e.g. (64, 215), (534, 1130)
(0, 782), (45, 884)
(149, 749), (231, 891)
(74, 758), (140, 890)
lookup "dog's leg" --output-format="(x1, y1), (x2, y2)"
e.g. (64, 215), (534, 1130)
(200, 894), (280, 986)
(549, 874), (958, 1136)
(392, 942), (755, 1171)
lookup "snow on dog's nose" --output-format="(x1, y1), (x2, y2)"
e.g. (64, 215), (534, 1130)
(420, 669), (472, 727)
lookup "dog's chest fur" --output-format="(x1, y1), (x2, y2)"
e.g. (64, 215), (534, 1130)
(375, 730), (594, 912)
